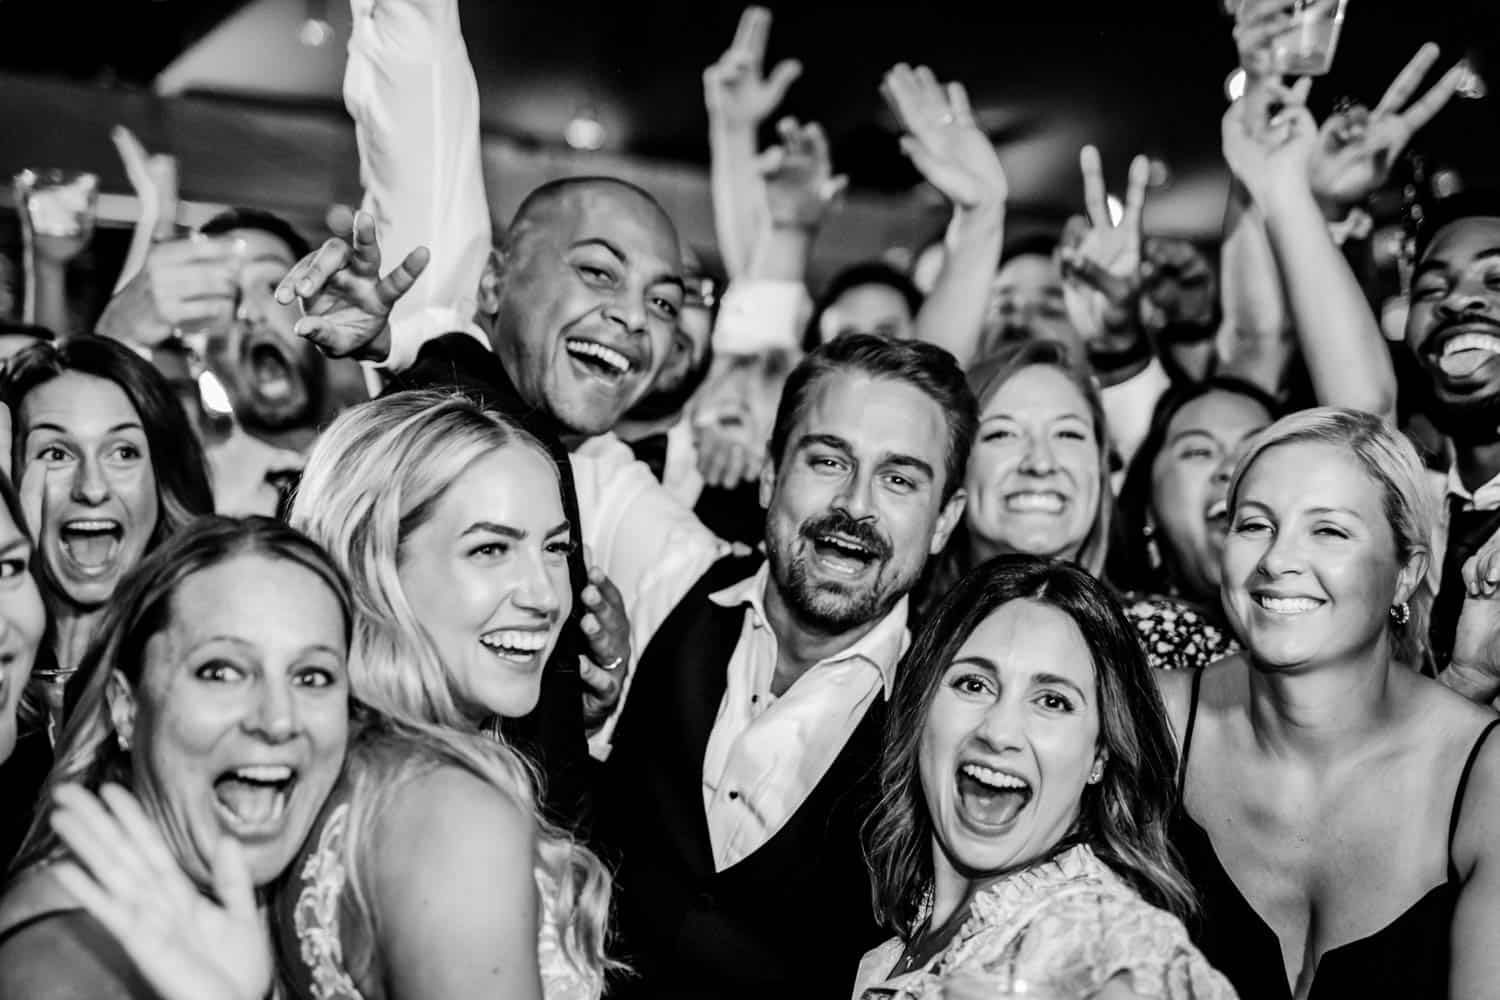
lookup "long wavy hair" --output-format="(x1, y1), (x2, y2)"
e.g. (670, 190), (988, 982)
(289, 389), (613, 979)
(1227, 407), (1440, 670)
(0, 470), (53, 734)
(867, 555), (1196, 939)
(919, 340), (1113, 617)
(10, 515), (352, 879)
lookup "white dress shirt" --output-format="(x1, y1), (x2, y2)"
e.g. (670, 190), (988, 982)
(345, 0), (491, 370)
(1101, 356), (1172, 474)
(1437, 462), (1500, 577)
(701, 565), (909, 871)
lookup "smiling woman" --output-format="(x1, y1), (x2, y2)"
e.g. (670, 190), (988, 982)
(0, 516), (353, 1000)
(0, 336), (214, 736)
(858, 555), (1232, 999)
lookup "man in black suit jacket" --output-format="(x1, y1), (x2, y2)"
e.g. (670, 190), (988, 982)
(273, 182), (686, 827)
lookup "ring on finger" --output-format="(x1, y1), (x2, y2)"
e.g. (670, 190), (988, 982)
(599, 656), (624, 672)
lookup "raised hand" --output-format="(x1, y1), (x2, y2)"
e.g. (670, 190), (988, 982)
(1221, 77), (1318, 207)
(703, 6), (802, 131)
(1309, 43), (1465, 209)
(273, 206), (429, 363)
(757, 118), (848, 232)
(1450, 531), (1500, 702)
(50, 783), (272, 1000)
(1059, 147), (1151, 339)
(1140, 236), (1220, 335)
(95, 235), (239, 349)
(881, 64), (1007, 214)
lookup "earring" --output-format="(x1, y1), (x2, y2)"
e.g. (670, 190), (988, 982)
(115, 730), (131, 753)
(1087, 761), (1104, 785)
(1390, 602), (1411, 627)
(1143, 520), (1162, 572)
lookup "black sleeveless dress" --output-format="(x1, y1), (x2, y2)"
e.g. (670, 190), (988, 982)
(1172, 668), (1499, 1000)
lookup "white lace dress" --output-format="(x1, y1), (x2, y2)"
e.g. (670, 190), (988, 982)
(852, 845), (1237, 1000)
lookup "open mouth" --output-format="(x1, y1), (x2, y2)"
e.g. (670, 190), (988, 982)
(957, 762), (1033, 829)
(213, 764), (297, 834)
(248, 342), (296, 402)
(479, 628), (550, 664)
(565, 338), (634, 383)
(1003, 491), (1066, 515)
(1434, 331), (1500, 381)
(1204, 497), (1228, 529)
(59, 519), (123, 572)
(1253, 593), (1324, 615)
(807, 530), (882, 578)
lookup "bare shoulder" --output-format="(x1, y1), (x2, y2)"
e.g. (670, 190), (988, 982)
(1154, 654), (1245, 751)
(0, 906), (143, 1000)
(372, 763), (536, 874)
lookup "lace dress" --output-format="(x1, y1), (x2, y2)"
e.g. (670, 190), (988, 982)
(852, 845), (1237, 1000)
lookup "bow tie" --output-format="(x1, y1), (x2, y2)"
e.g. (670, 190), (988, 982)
(629, 433), (670, 483)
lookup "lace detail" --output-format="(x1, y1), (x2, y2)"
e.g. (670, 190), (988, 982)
(1120, 592), (1238, 672)
(853, 845), (1238, 1000)
(292, 803), (364, 1000)
(535, 869), (603, 1000)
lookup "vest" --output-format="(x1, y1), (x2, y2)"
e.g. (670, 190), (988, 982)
(595, 556), (887, 999)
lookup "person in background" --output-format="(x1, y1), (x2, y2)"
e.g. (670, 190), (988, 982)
(0, 321), (54, 366)
(595, 334), (973, 999)
(1163, 408), (1500, 998)
(806, 262), (924, 348)
(0, 471), (51, 873)
(924, 340), (1235, 670)
(0, 337), (213, 737)
(856, 556), (1234, 999)
(0, 516), (352, 1000)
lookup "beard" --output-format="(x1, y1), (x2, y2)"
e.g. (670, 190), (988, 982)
(625, 343), (713, 424)
(767, 507), (902, 634)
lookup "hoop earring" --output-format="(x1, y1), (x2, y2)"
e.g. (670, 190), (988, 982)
(1390, 602), (1411, 627)
(1143, 520), (1162, 572)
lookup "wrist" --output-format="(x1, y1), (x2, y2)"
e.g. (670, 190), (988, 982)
(950, 200), (1006, 239)
(1441, 659), (1500, 703)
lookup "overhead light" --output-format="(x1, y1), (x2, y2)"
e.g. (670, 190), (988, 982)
(1432, 168), (1464, 198)
(565, 108), (606, 151)
(1106, 194), (1124, 226)
(1225, 68), (1248, 102)
(1456, 61), (1487, 100)
(299, 0), (333, 47)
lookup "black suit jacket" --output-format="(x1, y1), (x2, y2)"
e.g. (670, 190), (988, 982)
(595, 555), (886, 999)
(387, 332), (592, 831)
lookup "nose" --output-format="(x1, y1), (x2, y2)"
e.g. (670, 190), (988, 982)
(975, 692), (1026, 751)
(514, 546), (564, 621)
(1437, 281), (1494, 320)
(1255, 524), (1303, 579)
(1019, 431), (1057, 476)
(233, 281), (261, 325)
(603, 291), (650, 338)
(245, 677), (298, 744)
(834, 468), (878, 523)
(70, 454), (110, 505)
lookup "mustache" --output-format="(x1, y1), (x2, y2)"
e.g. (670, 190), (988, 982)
(800, 509), (892, 560)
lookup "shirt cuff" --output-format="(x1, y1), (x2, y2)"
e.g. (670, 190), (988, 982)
(712, 279), (811, 356)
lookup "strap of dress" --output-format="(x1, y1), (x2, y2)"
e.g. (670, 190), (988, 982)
(1175, 667), (1206, 797)
(0, 907), (74, 950)
(1448, 718), (1500, 875)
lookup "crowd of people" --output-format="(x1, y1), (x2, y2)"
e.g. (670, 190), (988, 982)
(0, 0), (1496, 997)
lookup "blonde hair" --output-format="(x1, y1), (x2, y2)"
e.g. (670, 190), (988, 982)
(291, 390), (613, 978)
(1228, 407), (1440, 669)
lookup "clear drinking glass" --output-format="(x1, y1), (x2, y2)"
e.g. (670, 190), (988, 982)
(13, 168), (98, 242)
(1230, 0), (1351, 77)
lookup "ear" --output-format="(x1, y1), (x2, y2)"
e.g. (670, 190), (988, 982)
(1394, 546), (1429, 608)
(928, 488), (967, 557)
(475, 247), (505, 318)
(104, 670), (137, 753)
(758, 457), (777, 511)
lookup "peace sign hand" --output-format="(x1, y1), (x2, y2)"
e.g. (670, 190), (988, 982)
(881, 64), (1007, 214)
(703, 7), (802, 130)
(1309, 43), (1465, 208)
(1059, 147), (1151, 339)
(273, 205), (430, 364)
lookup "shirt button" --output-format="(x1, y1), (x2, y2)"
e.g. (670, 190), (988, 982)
(728, 790), (740, 801)
(750, 695), (759, 704)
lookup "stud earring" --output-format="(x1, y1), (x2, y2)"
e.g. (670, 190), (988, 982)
(1390, 602), (1411, 627)
(1088, 761), (1104, 785)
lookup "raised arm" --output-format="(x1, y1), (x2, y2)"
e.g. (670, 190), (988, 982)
(344, 0), (491, 368)
(881, 64), (1007, 370)
(704, 7), (801, 280)
(747, 117), (846, 284)
(1222, 79), (1397, 422)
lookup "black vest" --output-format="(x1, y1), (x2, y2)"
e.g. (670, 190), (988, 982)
(596, 555), (888, 999)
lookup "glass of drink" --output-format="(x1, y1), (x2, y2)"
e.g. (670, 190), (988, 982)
(1230, 0), (1351, 77)
(13, 168), (98, 243)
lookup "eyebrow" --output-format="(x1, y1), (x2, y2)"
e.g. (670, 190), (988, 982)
(1032, 671), (1088, 701)
(1307, 505), (1362, 519)
(571, 238), (685, 293)
(27, 421), (143, 436)
(461, 521), (524, 540)
(1166, 428), (1216, 447)
(796, 432), (853, 457)
(885, 453), (935, 482)
(1416, 247), (1500, 277)
(0, 539), (30, 559)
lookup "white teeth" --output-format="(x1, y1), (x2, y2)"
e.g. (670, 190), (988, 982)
(816, 534), (872, 557)
(234, 764), (293, 783)
(1004, 492), (1065, 513)
(1441, 333), (1500, 358)
(1256, 595), (1322, 614)
(1205, 499), (1228, 521)
(63, 519), (120, 533)
(566, 339), (630, 374)
(481, 630), (548, 653)
(961, 763), (1030, 792)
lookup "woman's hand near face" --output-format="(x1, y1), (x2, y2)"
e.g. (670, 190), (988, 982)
(49, 783), (272, 1000)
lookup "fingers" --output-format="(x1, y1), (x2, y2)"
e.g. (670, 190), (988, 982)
(1058, 214), (1091, 253)
(1060, 247), (1139, 304)
(209, 834), (257, 917)
(324, 203), (357, 241)
(376, 245), (431, 308)
(52, 862), (136, 945)
(1286, 76), (1313, 107)
(112, 126), (153, 195)
(349, 211), (382, 273)
(764, 59), (803, 103)
(1376, 42), (1442, 117)
(51, 785), (148, 900)
(276, 237), (352, 307)
(1079, 146), (1110, 228)
(97, 784), (191, 889)
(730, 6), (770, 62)
(754, 145), (788, 177)
(0, 402), (11, 480)
(946, 82), (975, 128)
(1122, 154), (1151, 234)
(1401, 60), (1465, 134)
